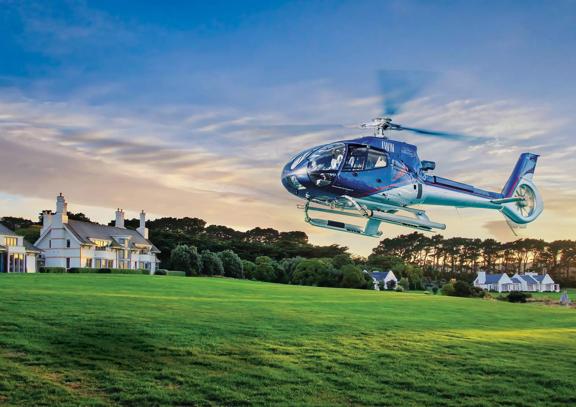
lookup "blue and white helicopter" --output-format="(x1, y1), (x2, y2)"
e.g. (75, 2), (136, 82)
(281, 116), (543, 238)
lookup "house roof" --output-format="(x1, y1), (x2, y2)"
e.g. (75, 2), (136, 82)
(532, 275), (546, 282)
(370, 271), (393, 281)
(511, 277), (522, 284)
(0, 223), (19, 236)
(66, 220), (160, 253)
(0, 223), (41, 252)
(485, 273), (506, 284)
(519, 275), (538, 284)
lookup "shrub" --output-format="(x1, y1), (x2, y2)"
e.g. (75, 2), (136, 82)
(201, 250), (224, 276)
(39, 267), (66, 273)
(219, 250), (243, 278)
(507, 291), (532, 303)
(432, 286), (439, 295)
(242, 260), (256, 280)
(254, 256), (277, 282)
(386, 279), (397, 290)
(441, 282), (455, 296)
(109, 268), (147, 275)
(398, 277), (410, 291)
(453, 280), (473, 297)
(170, 245), (202, 276)
(155, 269), (168, 276)
(68, 267), (96, 274)
(395, 286), (404, 292)
(340, 264), (366, 289)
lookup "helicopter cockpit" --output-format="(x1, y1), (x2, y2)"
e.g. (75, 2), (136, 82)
(307, 143), (345, 186)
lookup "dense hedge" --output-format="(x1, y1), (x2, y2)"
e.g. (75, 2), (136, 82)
(39, 267), (66, 273)
(51, 267), (149, 275)
(153, 269), (186, 276)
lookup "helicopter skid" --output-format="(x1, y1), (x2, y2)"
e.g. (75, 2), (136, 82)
(301, 200), (446, 237)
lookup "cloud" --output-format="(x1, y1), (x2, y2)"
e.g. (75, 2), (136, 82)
(0, 78), (575, 254)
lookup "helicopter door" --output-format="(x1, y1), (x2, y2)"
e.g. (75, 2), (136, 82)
(335, 146), (391, 194)
(307, 143), (346, 187)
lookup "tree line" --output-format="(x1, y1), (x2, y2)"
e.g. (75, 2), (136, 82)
(2, 214), (575, 287)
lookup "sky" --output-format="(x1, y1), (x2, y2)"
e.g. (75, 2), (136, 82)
(0, 0), (575, 256)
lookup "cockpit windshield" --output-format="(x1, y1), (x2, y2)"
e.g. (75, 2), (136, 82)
(307, 143), (345, 186)
(308, 143), (346, 172)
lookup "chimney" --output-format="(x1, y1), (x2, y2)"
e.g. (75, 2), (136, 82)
(137, 210), (149, 239)
(54, 193), (68, 226)
(477, 271), (486, 284)
(115, 208), (125, 229)
(41, 210), (53, 234)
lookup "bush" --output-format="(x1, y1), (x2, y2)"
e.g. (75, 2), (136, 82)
(39, 267), (66, 273)
(68, 267), (96, 273)
(170, 245), (202, 276)
(340, 265), (366, 289)
(432, 286), (439, 295)
(395, 286), (404, 292)
(155, 269), (168, 276)
(219, 250), (244, 278)
(201, 250), (224, 276)
(398, 277), (410, 291)
(441, 282), (455, 296)
(386, 279), (397, 290)
(507, 291), (532, 303)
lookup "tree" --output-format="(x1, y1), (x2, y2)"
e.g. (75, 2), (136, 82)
(386, 279), (397, 290)
(1, 217), (35, 230)
(332, 253), (354, 269)
(219, 250), (244, 278)
(398, 277), (410, 291)
(242, 260), (256, 280)
(292, 259), (338, 287)
(340, 264), (366, 289)
(170, 245), (202, 276)
(254, 256), (277, 282)
(201, 250), (224, 276)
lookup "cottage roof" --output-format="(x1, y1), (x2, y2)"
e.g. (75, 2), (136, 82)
(0, 223), (41, 252)
(485, 273), (506, 284)
(66, 220), (160, 253)
(532, 275), (546, 283)
(511, 277), (522, 284)
(519, 275), (538, 284)
(371, 271), (393, 281)
(0, 223), (19, 236)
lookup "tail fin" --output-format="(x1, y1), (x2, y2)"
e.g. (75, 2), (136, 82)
(500, 153), (543, 225)
(501, 153), (539, 197)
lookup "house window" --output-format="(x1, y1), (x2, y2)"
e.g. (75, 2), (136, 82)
(49, 240), (52, 248)
(66, 239), (71, 248)
(66, 258), (71, 269)
(5, 237), (18, 247)
(86, 258), (92, 268)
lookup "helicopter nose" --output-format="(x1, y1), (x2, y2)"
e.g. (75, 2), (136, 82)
(281, 160), (310, 196)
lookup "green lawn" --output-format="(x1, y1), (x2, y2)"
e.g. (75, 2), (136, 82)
(1, 275), (575, 406)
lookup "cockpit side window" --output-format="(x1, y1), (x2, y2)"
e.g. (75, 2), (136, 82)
(366, 149), (388, 170)
(308, 143), (346, 172)
(343, 146), (387, 171)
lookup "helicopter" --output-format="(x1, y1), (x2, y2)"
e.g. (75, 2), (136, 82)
(280, 115), (543, 238)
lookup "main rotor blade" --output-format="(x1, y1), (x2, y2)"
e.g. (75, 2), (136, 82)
(378, 69), (437, 115)
(398, 125), (493, 143)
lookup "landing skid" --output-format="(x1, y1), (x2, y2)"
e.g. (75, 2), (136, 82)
(301, 197), (446, 237)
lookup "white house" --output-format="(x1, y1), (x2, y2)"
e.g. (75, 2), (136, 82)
(0, 223), (40, 273)
(475, 271), (560, 292)
(473, 271), (515, 292)
(368, 270), (398, 290)
(512, 272), (559, 292)
(35, 194), (160, 273)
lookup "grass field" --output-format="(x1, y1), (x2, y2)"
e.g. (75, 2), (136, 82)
(1, 274), (575, 406)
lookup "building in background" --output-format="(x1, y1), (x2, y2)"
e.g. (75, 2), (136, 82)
(474, 271), (559, 292)
(368, 270), (398, 290)
(35, 194), (160, 273)
(0, 224), (40, 273)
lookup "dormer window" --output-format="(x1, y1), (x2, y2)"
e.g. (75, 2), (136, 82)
(4, 237), (18, 247)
